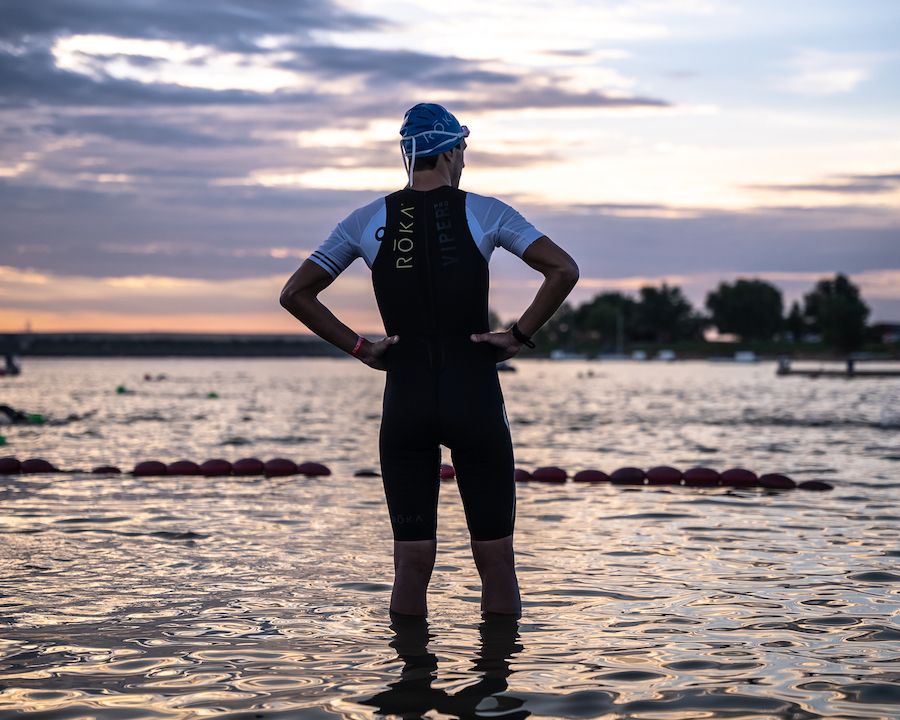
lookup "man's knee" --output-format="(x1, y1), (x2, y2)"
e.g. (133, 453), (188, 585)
(471, 535), (515, 568)
(394, 539), (437, 574)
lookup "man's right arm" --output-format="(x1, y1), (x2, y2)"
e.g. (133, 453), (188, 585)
(516, 235), (580, 337)
(280, 260), (398, 370)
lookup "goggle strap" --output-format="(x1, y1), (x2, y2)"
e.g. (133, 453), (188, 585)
(400, 129), (468, 186)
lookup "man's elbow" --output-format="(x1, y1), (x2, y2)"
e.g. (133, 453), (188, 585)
(279, 285), (295, 312)
(559, 257), (579, 290)
(280, 283), (306, 314)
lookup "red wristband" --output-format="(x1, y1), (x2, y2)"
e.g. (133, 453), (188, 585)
(350, 335), (365, 357)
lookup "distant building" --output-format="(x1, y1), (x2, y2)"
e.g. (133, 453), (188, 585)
(703, 327), (740, 343)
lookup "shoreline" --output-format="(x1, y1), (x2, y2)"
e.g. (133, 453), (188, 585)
(0, 332), (897, 360)
(0, 332), (344, 358)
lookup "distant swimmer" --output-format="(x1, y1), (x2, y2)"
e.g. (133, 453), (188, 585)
(0, 355), (20, 377)
(0, 405), (26, 424)
(0, 405), (35, 424)
(280, 103), (578, 617)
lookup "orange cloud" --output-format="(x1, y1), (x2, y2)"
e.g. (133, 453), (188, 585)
(0, 309), (386, 335)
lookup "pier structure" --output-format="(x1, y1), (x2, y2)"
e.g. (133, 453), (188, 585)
(776, 354), (900, 378)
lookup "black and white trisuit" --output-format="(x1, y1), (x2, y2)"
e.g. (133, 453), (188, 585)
(310, 186), (543, 541)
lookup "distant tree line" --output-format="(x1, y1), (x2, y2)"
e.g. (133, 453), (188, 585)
(519, 273), (873, 353)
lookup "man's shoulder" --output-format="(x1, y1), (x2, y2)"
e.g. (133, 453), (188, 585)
(464, 190), (513, 206)
(463, 191), (518, 218)
(346, 195), (387, 220)
(338, 196), (387, 235)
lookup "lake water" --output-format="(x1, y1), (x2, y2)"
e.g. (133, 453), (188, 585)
(1, 357), (899, 720)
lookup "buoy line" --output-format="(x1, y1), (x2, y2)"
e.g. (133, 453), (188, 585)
(0, 456), (834, 489)
(510, 465), (832, 490)
(0, 456), (331, 478)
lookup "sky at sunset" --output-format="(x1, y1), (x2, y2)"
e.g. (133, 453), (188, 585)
(1, 0), (898, 334)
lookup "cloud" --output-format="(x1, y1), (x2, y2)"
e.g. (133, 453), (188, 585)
(524, 203), (900, 284)
(3, 186), (900, 331)
(851, 172), (900, 182)
(0, 0), (377, 50)
(51, 35), (308, 93)
(40, 114), (264, 148)
(1, 0), (672, 114)
(453, 87), (669, 112)
(780, 48), (887, 96)
(281, 46), (507, 86)
(0, 265), (384, 333)
(0, 0), (371, 107)
(0, 42), (669, 115)
(0, 46), (305, 108)
(0, 266), (287, 314)
(749, 171), (900, 195)
(0, 179), (377, 280)
(4, 166), (898, 285)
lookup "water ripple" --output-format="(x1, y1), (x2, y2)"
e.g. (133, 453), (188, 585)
(1, 359), (899, 719)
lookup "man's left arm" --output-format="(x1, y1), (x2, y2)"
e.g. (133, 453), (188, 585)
(470, 236), (579, 361)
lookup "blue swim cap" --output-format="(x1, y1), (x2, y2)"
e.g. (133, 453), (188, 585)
(399, 103), (469, 160)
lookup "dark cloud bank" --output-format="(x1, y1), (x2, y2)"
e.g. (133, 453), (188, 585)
(751, 173), (900, 195)
(3, 179), (896, 282)
(0, 0), (668, 112)
(0, 0), (375, 49)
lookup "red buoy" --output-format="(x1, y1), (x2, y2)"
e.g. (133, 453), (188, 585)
(265, 458), (298, 477)
(296, 461), (331, 476)
(610, 467), (646, 485)
(0, 457), (21, 474)
(200, 459), (232, 476)
(573, 469), (609, 483)
(720, 468), (758, 487)
(21, 458), (57, 474)
(759, 473), (796, 489)
(514, 468), (533, 482)
(92, 465), (121, 474)
(799, 480), (833, 491)
(440, 463), (455, 480)
(646, 466), (682, 485)
(232, 457), (264, 476)
(167, 460), (200, 476)
(683, 467), (720, 486)
(532, 466), (567, 483)
(133, 461), (167, 477)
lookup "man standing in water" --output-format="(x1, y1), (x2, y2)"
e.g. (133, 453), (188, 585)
(280, 104), (578, 617)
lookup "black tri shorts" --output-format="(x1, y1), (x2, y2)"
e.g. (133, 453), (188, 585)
(379, 337), (515, 542)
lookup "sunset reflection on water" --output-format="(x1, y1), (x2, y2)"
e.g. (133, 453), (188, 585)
(1, 358), (898, 718)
